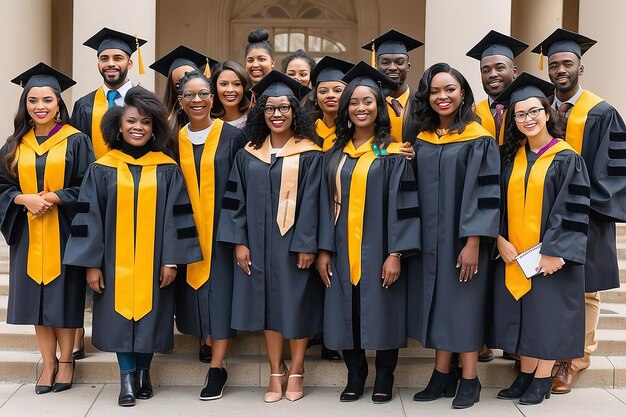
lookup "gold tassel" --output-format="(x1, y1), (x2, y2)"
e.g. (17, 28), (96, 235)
(539, 46), (544, 71)
(203, 57), (211, 78)
(135, 35), (145, 75)
(370, 40), (376, 68)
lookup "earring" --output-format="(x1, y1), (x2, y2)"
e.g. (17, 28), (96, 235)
(292, 120), (297, 131)
(54, 111), (61, 123)
(151, 133), (156, 142)
(116, 132), (122, 141)
(347, 120), (352, 129)
(28, 119), (34, 127)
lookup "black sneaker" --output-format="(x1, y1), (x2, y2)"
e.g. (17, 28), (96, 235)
(199, 367), (227, 400)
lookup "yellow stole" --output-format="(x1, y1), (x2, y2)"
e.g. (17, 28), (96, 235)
(96, 149), (176, 320)
(564, 90), (603, 154)
(475, 99), (506, 145)
(178, 120), (224, 289)
(91, 87), (110, 158)
(316, 119), (337, 152)
(245, 137), (321, 235)
(505, 140), (573, 300)
(386, 87), (410, 143)
(18, 125), (78, 285)
(341, 138), (403, 285)
(417, 121), (492, 145)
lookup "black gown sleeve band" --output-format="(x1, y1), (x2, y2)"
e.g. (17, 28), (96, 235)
(74, 202), (90, 213)
(176, 226), (198, 239)
(397, 206), (421, 220)
(608, 148), (626, 159)
(226, 180), (238, 192)
(477, 197), (500, 210)
(477, 174), (500, 186)
(569, 184), (590, 197)
(610, 131), (626, 142)
(70, 224), (88, 237)
(399, 180), (418, 191)
(222, 197), (240, 211)
(173, 203), (193, 216)
(566, 202), (591, 215)
(562, 219), (589, 234)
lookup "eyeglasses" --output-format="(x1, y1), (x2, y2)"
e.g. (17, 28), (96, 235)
(181, 91), (212, 101)
(513, 107), (545, 123)
(263, 105), (292, 115)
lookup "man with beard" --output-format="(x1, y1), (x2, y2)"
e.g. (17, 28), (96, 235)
(466, 30), (527, 145)
(362, 29), (423, 143)
(532, 28), (626, 395)
(71, 28), (147, 158)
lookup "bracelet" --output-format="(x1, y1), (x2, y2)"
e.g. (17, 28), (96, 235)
(389, 252), (402, 258)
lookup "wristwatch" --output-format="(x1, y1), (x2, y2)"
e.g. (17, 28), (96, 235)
(389, 252), (402, 258)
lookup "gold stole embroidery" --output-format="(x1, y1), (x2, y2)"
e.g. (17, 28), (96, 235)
(316, 119), (337, 152)
(475, 99), (506, 145)
(505, 140), (573, 300)
(417, 121), (492, 145)
(565, 90), (603, 154)
(386, 87), (410, 143)
(96, 150), (176, 320)
(91, 87), (110, 158)
(178, 120), (224, 289)
(18, 125), (78, 284)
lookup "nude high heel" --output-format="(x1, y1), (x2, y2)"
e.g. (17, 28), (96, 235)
(285, 374), (304, 401)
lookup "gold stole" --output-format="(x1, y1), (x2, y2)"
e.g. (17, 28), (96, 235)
(341, 138), (403, 285)
(178, 120), (224, 289)
(245, 137), (321, 235)
(386, 87), (410, 143)
(91, 87), (110, 158)
(475, 99), (506, 145)
(96, 149), (176, 320)
(18, 125), (78, 284)
(417, 121), (492, 145)
(316, 119), (336, 152)
(505, 140), (573, 300)
(564, 90), (603, 154)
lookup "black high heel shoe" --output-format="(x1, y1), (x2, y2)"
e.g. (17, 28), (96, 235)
(372, 371), (394, 404)
(340, 363), (368, 402)
(497, 371), (535, 400)
(118, 372), (136, 407)
(35, 358), (58, 395)
(452, 377), (481, 409)
(73, 327), (86, 360)
(135, 369), (153, 400)
(413, 368), (458, 401)
(519, 376), (552, 405)
(52, 359), (75, 393)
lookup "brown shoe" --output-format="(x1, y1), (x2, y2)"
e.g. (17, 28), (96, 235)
(551, 360), (587, 394)
(478, 345), (493, 362)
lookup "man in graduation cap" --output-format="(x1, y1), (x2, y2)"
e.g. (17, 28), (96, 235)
(71, 28), (147, 159)
(362, 29), (423, 143)
(533, 28), (626, 394)
(467, 30), (528, 145)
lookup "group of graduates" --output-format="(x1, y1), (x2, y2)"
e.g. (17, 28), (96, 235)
(1, 23), (625, 411)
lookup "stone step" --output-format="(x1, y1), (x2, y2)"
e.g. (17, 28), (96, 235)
(603, 283), (626, 303)
(599, 303), (626, 329)
(0, 350), (622, 388)
(0, 274), (7, 296)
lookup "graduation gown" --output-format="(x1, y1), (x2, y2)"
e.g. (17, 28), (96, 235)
(174, 121), (246, 340)
(407, 122), (500, 352)
(386, 87), (412, 143)
(475, 99), (507, 145)
(318, 140), (421, 350)
(0, 127), (94, 327)
(63, 151), (202, 353)
(316, 119), (336, 152)
(491, 144), (590, 359)
(217, 138), (324, 340)
(561, 93), (626, 291)
(71, 88), (111, 158)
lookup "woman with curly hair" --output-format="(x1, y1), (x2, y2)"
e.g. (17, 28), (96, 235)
(64, 86), (202, 407)
(218, 71), (323, 403)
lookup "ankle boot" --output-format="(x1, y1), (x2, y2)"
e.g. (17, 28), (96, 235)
(118, 372), (136, 407)
(135, 369), (153, 400)
(413, 369), (458, 401)
(452, 377), (481, 409)
(519, 376), (552, 405)
(340, 350), (368, 402)
(497, 371), (535, 399)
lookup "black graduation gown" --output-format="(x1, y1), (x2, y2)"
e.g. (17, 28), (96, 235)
(491, 149), (590, 359)
(407, 126), (501, 352)
(217, 148), (324, 340)
(0, 132), (94, 327)
(71, 91), (97, 139)
(319, 153), (421, 350)
(175, 123), (246, 340)
(63, 160), (202, 353)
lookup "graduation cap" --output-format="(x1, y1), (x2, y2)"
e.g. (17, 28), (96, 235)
(310, 56), (354, 86)
(11, 62), (76, 93)
(150, 45), (218, 79)
(250, 70), (311, 100)
(361, 29), (423, 67)
(84, 27), (148, 73)
(493, 72), (555, 107)
(466, 30), (528, 61)
(531, 28), (597, 69)
(341, 60), (398, 91)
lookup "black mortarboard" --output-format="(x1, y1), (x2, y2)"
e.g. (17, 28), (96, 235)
(531, 28), (596, 58)
(310, 56), (354, 86)
(150, 45), (218, 78)
(342, 61), (398, 91)
(11, 62), (76, 93)
(361, 29), (423, 57)
(250, 70), (311, 100)
(493, 72), (555, 107)
(83, 27), (147, 56)
(466, 30), (528, 61)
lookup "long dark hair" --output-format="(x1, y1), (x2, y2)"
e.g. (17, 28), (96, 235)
(210, 60), (251, 119)
(245, 28), (274, 58)
(163, 74), (190, 133)
(411, 62), (476, 135)
(501, 96), (563, 166)
(244, 95), (318, 149)
(3, 87), (70, 179)
(101, 86), (170, 152)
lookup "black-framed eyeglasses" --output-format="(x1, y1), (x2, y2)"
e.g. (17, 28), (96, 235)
(263, 104), (292, 115)
(181, 91), (212, 101)
(513, 107), (545, 123)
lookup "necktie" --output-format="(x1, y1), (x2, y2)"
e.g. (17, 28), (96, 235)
(557, 102), (572, 132)
(107, 90), (121, 109)
(494, 103), (505, 138)
(389, 98), (403, 117)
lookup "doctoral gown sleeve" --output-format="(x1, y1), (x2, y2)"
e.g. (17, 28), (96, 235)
(70, 96), (93, 137)
(0, 144), (25, 245)
(217, 150), (249, 247)
(55, 133), (96, 209)
(290, 152), (321, 253)
(317, 153), (335, 253)
(459, 136), (501, 239)
(387, 156), (421, 256)
(541, 153), (591, 264)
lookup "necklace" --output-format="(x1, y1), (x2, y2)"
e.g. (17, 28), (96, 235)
(435, 128), (449, 137)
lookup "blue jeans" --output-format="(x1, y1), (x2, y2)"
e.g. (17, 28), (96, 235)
(116, 352), (154, 374)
